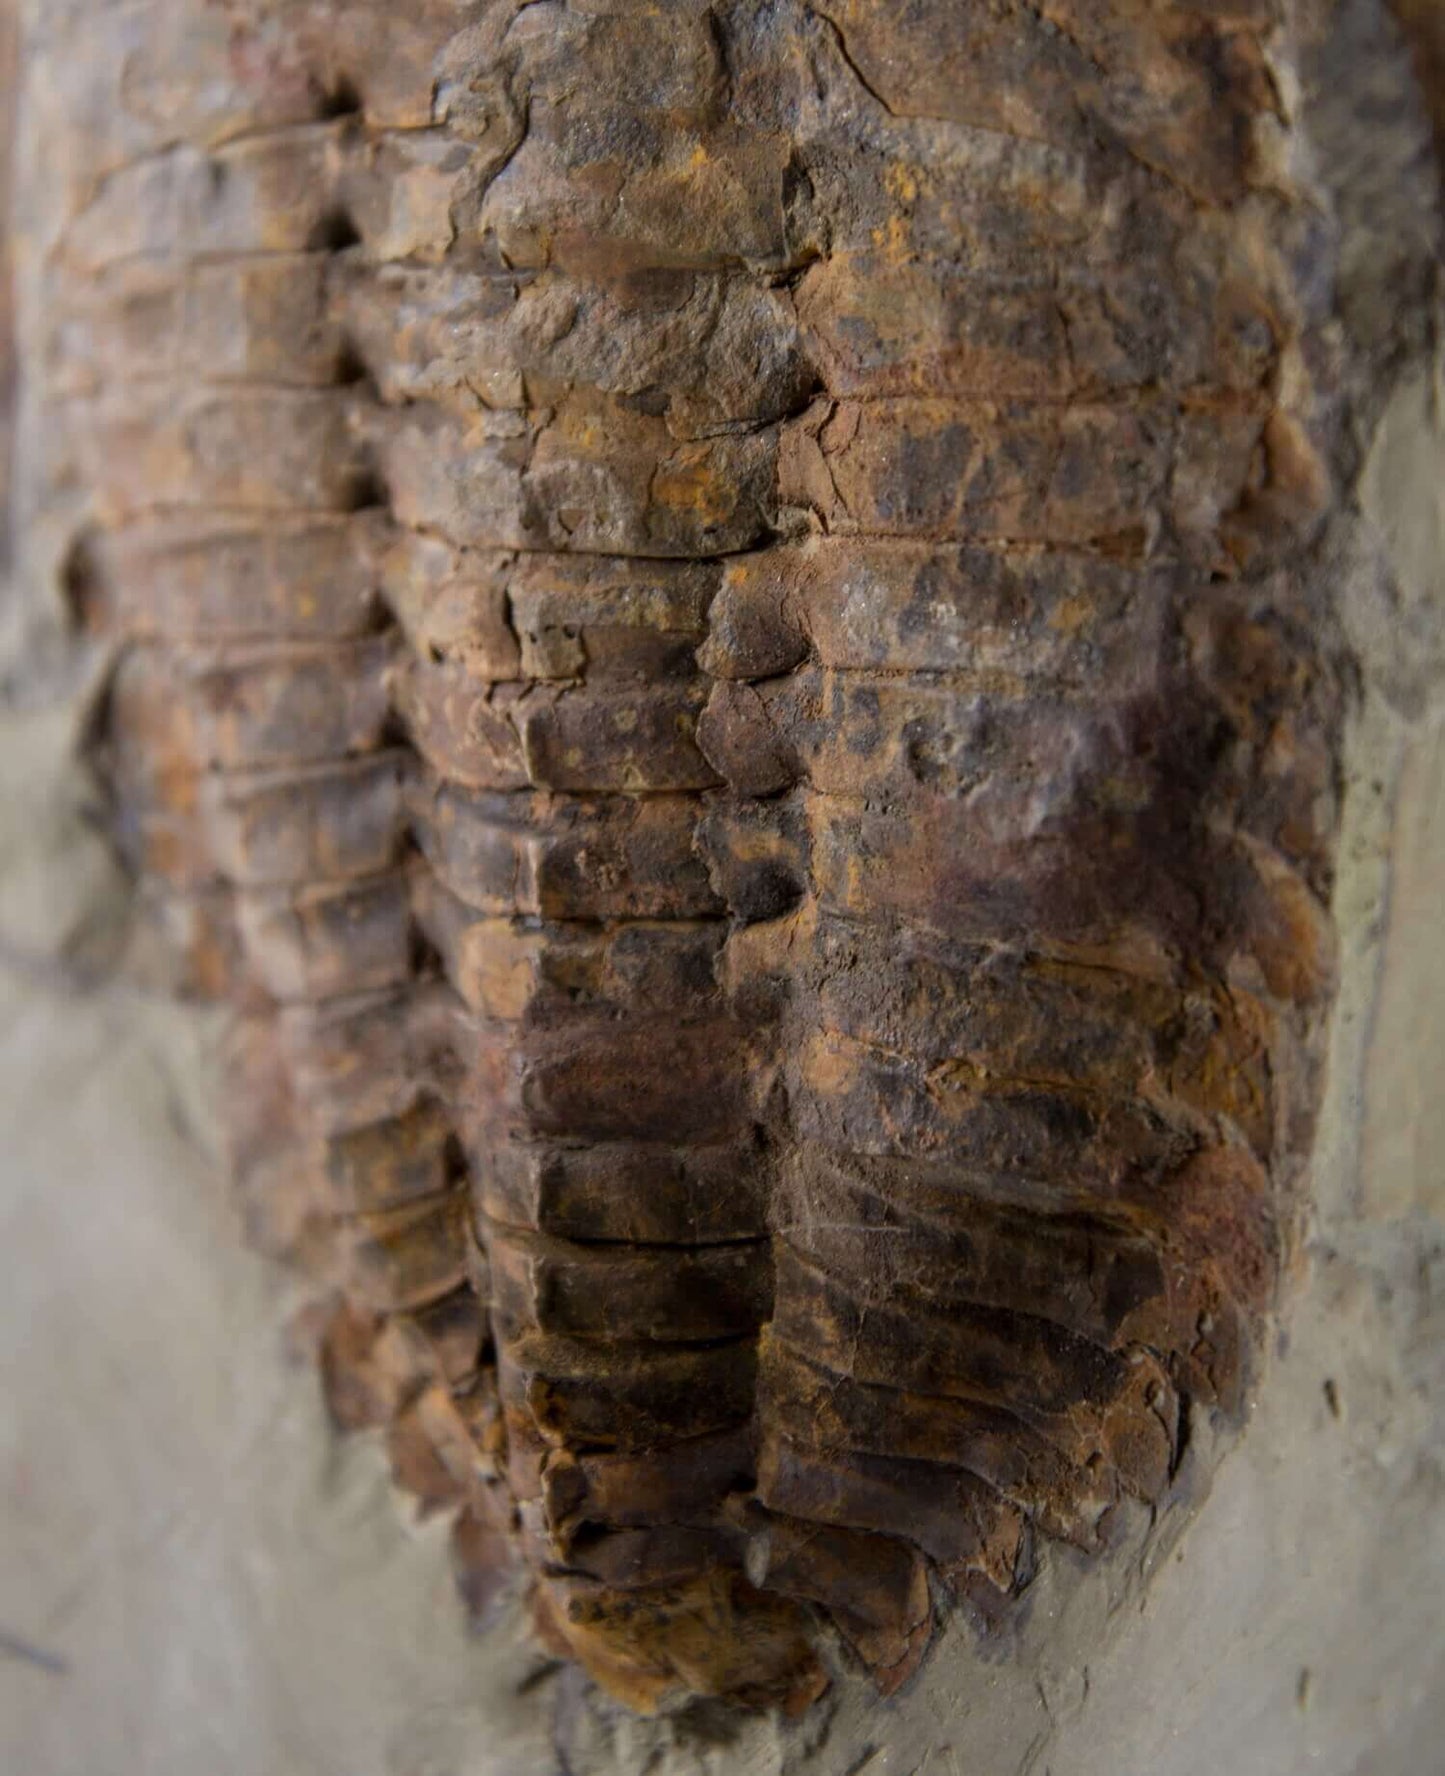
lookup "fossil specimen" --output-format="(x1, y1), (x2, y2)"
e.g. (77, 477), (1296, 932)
(39, 0), (1350, 1714)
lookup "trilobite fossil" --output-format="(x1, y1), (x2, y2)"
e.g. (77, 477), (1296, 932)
(41, 0), (1356, 1714)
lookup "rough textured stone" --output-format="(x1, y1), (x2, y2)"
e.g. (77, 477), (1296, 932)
(19, 0), (1434, 1727)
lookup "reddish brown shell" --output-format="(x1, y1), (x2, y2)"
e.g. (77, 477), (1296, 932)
(48, 0), (1344, 1714)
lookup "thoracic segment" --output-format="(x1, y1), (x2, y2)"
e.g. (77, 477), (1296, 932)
(50, 0), (1342, 1714)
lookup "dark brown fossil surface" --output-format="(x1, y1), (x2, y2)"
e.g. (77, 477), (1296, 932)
(42, 0), (1349, 1714)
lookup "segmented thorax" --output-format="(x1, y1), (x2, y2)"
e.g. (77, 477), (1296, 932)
(48, 0), (1342, 1711)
